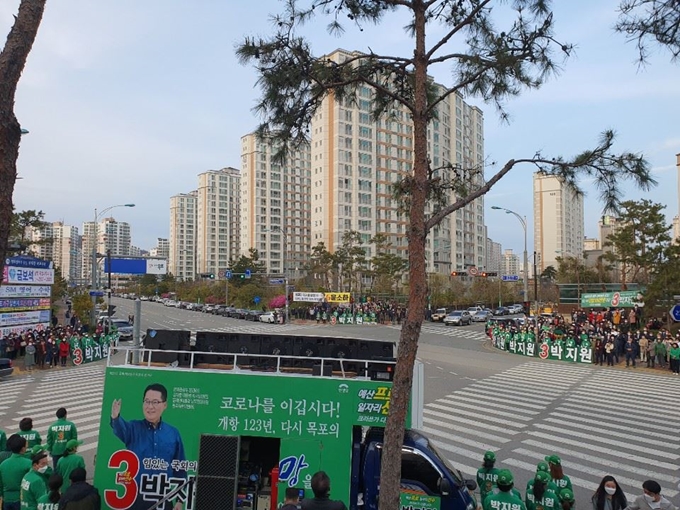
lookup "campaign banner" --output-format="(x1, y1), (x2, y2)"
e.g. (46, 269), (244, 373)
(94, 368), (402, 509)
(334, 312), (377, 325)
(0, 310), (51, 327)
(293, 292), (324, 303)
(0, 285), (52, 298)
(0, 322), (49, 338)
(580, 291), (644, 309)
(5, 256), (53, 269)
(2, 266), (54, 285)
(146, 259), (168, 275)
(70, 334), (118, 366)
(324, 292), (351, 303)
(0, 298), (51, 312)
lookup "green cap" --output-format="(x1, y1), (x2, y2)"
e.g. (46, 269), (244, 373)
(559, 489), (575, 503)
(66, 439), (83, 451)
(536, 461), (549, 473)
(545, 454), (561, 465)
(535, 471), (550, 484)
(483, 451), (496, 462)
(30, 445), (47, 455)
(497, 469), (514, 486)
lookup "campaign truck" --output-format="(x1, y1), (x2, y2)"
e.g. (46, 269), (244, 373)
(94, 330), (477, 510)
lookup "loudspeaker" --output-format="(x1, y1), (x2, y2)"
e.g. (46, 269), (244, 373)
(143, 330), (188, 364)
(193, 332), (232, 365)
(358, 340), (395, 360)
(226, 334), (261, 367)
(259, 335), (294, 368)
(325, 338), (358, 360)
(194, 434), (240, 509)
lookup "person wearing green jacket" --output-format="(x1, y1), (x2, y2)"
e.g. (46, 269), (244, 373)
(655, 338), (667, 368)
(669, 342), (680, 374)
(546, 455), (572, 492)
(0, 435), (32, 510)
(526, 462), (559, 496)
(526, 471), (560, 510)
(19, 451), (50, 510)
(0, 429), (7, 452)
(476, 451), (500, 502)
(56, 441), (85, 493)
(17, 419), (41, 450)
(36, 473), (62, 510)
(483, 470), (527, 510)
(46, 408), (78, 470)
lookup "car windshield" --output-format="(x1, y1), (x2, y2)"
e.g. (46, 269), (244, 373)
(427, 440), (465, 486)
(112, 321), (130, 327)
(448, 312), (462, 316)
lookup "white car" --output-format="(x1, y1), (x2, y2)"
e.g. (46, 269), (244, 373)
(466, 306), (483, 316)
(259, 312), (278, 323)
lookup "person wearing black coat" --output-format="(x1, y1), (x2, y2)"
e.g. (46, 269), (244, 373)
(58, 467), (101, 510)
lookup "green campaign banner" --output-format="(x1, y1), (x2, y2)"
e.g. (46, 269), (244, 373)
(94, 367), (398, 509)
(400, 487), (441, 510)
(70, 333), (118, 365)
(580, 291), (644, 308)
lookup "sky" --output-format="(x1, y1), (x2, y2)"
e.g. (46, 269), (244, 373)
(4, 0), (680, 257)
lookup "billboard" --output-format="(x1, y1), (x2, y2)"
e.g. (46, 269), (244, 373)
(580, 291), (644, 308)
(5, 256), (53, 269)
(0, 285), (52, 298)
(104, 258), (168, 275)
(94, 367), (395, 509)
(0, 298), (51, 312)
(292, 292), (325, 302)
(0, 310), (51, 327)
(2, 266), (54, 285)
(0, 322), (49, 338)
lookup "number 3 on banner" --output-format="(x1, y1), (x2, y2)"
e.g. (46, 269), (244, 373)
(539, 343), (549, 360)
(72, 348), (83, 366)
(105, 450), (140, 510)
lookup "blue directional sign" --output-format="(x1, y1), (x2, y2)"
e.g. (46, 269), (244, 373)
(89, 290), (105, 297)
(225, 270), (233, 279)
(502, 275), (520, 282)
(670, 304), (680, 322)
(269, 278), (285, 285)
(245, 269), (252, 279)
(253, 296), (261, 304)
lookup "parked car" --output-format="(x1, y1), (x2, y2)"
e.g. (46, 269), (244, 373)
(466, 306), (483, 316)
(443, 310), (472, 326)
(493, 306), (510, 316)
(246, 310), (264, 321)
(431, 308), (448, 322)
(471, 310), (491, 322)
(259, 311), (278, 323)
(0, 358), (14, 378)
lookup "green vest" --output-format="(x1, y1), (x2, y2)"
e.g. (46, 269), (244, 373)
(20, 469), (47, 510)
(56, 454), (85, 492)
(46, 419), (78, 456)
(0, 453), (32, 502)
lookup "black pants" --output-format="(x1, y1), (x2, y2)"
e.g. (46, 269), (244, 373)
(52, 454), (62, 470)
(671, 358), (679, 373)
(647, 355), (655, 368)
(606, 353), (614, 366)
(625, 353), (635, 367)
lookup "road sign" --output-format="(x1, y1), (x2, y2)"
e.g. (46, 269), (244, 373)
(254, 296), (260, 304)
(670, 304), (680, 322)
(245, 269), (252, 279)
(89, 290), (104, 297)
(225, 269), (232, 279)
(467, 266), (479, 276)
(502, 275), (520, 282)
(269, 278), (285, 285)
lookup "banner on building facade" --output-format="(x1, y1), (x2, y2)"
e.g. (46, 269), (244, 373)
(0, 322), (50, 338)
(0, 298), (51, 312)
(2, 266), (55, 285)
(0, 285), (52, 298)
(293, 292), (325, 303)
(580, 291), (644, 308)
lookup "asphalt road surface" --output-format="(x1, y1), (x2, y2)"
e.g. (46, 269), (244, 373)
(1, 298), (678, 506)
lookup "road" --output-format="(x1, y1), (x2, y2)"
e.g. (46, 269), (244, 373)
(1, 298), (678, 505)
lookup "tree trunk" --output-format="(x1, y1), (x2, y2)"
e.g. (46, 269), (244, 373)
(0, 0), (46, 279)
(378, 2), (428, 510)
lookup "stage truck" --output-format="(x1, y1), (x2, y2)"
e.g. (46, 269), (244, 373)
(94, 330), (478, 510)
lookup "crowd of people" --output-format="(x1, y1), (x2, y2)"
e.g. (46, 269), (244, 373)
(0, 322), (119, 372)
(288, 300), (408, 325)
(0, 407), (100, 509)
(476, 451), (678, 510)
(490, 307), (680, 372)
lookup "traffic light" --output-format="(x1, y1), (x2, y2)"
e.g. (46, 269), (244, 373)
(486, 272), (498, 277)
(450, 271), (464, 277)
(479, 272), (498, 277)
(209, 273), (215, 279)
(240, 274), (245, 279)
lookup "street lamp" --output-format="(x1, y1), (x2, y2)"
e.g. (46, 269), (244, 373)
(90, 203), (135, 325)
(491, 206), (529, 304)
(264, 226), (289, 325)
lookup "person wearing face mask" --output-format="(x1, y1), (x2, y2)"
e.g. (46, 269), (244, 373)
(526, 471), (559, 510)
(20, 452), (50, 510)
(477, 451), (500, 502)
(624, 480), (678, 510)
(669, 342), (680, 375)
(592, 475), (627, 510)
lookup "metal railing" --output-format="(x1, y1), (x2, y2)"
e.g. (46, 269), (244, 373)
(109, 345), (396, 380)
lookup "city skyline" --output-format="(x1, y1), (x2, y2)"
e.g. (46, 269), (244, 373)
(6, 0), (680, 256)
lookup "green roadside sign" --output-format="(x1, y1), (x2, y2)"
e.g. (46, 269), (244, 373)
(580, 291), (644, 308)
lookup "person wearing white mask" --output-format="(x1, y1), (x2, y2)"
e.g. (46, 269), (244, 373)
(593, 475), (628, 510)
(624, 480), (678, 510)
(19, 451), (50, 510)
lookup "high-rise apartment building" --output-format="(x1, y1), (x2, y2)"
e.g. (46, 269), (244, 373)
(533, 173), (584, 273)
(150, 238), (170, 260)
(196, 168), (240, 276)
(81, 218), (132, 284)
(485, 237), (502, 273)
(297, 48), (485, 273)
(169, 192), (198, 281)
(240, 135), (312, 278)
(26, 222), (82, 284)
(502, 249), (520, 276)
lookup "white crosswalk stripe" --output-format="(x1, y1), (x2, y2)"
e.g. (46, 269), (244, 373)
(423, 360), (680, 500)
(387, 324), (489, 341)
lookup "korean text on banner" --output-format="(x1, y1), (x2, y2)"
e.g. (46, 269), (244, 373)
(292, 292), (325, 303)
(0, 285), (52, 298)
(2, 266), (55, 285)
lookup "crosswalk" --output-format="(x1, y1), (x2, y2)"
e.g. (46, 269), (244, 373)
(2, 365), (105, 454)
(209, 323), (320, 334)
(424, 361), (680, 501)
(389, 323), (489, 341)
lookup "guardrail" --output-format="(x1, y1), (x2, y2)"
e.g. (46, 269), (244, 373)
(108, 345), (396, 380)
